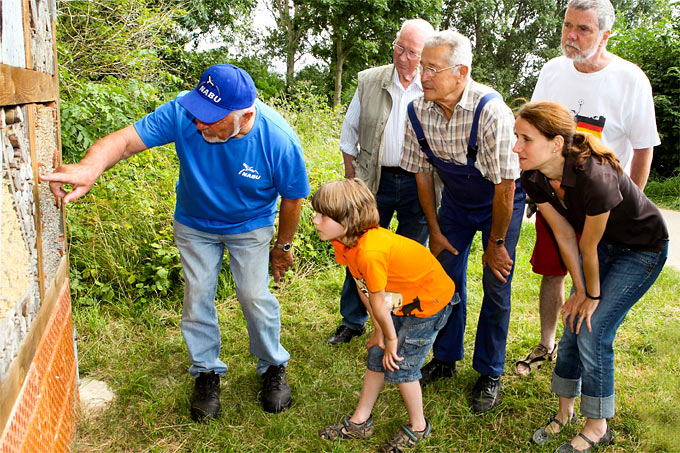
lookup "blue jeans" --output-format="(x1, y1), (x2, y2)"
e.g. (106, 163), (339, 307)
(367, 301), (454, 383)
(173, 220), (289, 377)
(339, 172), (428, 330)
(551, 241), (668, 419)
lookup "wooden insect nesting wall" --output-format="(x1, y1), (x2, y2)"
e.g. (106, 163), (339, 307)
(1, 0), (79, 451)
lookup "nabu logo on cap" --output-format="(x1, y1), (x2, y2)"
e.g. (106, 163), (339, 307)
(198, 75), (222, 104)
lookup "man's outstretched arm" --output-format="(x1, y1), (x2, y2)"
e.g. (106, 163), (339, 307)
(40, 125), (147, 203)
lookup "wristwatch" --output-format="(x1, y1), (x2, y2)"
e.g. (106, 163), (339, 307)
(274, 242), (292, 252)
(494, 237), (505, 246)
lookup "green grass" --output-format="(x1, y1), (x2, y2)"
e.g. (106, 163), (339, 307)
(68, 100), (680, 451)
(71, 231), (680, 452)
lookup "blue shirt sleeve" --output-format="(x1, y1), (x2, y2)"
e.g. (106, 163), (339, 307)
(271, 138), (310, 200)
(133, 99), (182, 149)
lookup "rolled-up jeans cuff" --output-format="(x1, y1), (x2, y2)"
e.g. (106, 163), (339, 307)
(551, 370), (581, 398)
(580, 393), (615, 419)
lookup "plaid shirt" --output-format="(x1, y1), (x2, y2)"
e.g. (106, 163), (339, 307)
(400, 78), (520, 184)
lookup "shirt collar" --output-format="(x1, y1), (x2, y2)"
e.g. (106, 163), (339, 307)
(561, 155), (578, 188)
(391, 67), (422, 92)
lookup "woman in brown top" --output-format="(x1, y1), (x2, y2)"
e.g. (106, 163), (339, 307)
(514, 101), (668, 453)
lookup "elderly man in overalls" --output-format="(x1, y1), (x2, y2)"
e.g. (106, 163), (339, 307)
(401, 30), (525, 414)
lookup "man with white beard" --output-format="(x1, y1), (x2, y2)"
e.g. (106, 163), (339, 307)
(515, 0), (660, 390)
(41, 64), (310, 421)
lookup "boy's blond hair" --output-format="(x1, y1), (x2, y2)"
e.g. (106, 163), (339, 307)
(311, 178), (380, 248)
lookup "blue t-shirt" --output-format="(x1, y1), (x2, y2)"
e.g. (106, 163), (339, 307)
(134, 96), (310, 234)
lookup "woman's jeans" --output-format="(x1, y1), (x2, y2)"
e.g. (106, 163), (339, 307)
(552, 241), (668, 419)
(174, 220), (290, 377)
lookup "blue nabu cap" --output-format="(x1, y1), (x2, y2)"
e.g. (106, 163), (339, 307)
(178, 64), (257, 123)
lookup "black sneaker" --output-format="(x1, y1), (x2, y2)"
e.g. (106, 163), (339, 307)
(419, 358), (457, 387)
(190, 370), (221, 421)
(471, 375), (502, 414)
(261, 365), (292, 413)
(327, 325), (365, 345)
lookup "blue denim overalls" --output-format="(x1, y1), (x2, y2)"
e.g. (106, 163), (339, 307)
(408, 95), (526, 376)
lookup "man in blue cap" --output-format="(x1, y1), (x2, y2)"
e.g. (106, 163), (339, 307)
(42, 64), (310, 420)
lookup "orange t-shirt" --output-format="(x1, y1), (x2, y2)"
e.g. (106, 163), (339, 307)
(332, 227), (455, 318)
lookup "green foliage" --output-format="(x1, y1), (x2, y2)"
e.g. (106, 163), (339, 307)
(176, 0), (257, 47)
(67, 147), (182, 308)
(59, 71), (169, 162)
(56, 0), (180, 84)
(645, 173), (680, 210)
(305, 0), (443, 105)
(610, 4), (680, 175)
(442, 0), (567, 100)
(271, 86), (346, 269)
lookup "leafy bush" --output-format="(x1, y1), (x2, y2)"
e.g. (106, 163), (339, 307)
(645, 173), (680, 210)
(67, 147), (182, 308)
(59, 69), (173, 163)
(610, 9), (680, 176)
(270, 85), (346, 270)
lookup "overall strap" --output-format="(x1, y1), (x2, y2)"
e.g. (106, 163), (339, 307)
(468, 92), (502, 163)
(407, 101), (437, 163)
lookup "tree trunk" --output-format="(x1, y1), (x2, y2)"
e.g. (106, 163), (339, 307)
(282, 1), (295, 88)
(333, 33), (344, 107)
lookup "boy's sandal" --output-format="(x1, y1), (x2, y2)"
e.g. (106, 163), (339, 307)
(555, 427), (613, 452)
(381, 418), (431, 453)
(532, 413), (578, 445)
(516, 343), (558, 376)
(318, 414), (374, 440)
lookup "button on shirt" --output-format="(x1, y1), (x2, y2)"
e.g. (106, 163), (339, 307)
(400, 78), (520, 184)
(340, 69), (423, 167)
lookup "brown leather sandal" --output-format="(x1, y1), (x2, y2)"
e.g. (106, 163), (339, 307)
(515, 343), (558, 376)
(318, 414), (374, 440)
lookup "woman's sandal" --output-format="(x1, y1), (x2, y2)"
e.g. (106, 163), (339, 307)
(318, 414), (374, 440)
(516, 343), (558, 376)
(532, 413), (578, 445)
(555, 427), (613, 452)
(381, 418), (431, 452)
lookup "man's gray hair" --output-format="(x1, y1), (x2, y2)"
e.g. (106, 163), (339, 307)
(232, 103), (255, 121)
(395, 18), (435, 41)
(424, 30), (473, 69)
(568, 0), (615, 32)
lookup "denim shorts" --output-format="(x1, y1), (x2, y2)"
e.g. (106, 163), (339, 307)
(367, 296), (456, 384)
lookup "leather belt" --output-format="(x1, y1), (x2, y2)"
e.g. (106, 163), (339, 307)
(381, 166), (413, 176)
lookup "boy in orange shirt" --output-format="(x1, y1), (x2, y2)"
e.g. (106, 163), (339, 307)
(312, 178), (458, 452)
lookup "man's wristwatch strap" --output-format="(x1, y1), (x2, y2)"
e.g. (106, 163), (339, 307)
(274, 242), (292, 252)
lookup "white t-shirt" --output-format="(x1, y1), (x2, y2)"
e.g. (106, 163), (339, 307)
(532, 55), (660, 172)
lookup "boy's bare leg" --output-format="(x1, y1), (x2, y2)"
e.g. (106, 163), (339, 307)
(539, 275), (566, 351)
(398, 381), (426, 431)
(351, 370), (384, 423)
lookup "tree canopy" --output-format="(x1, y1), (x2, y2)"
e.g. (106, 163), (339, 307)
(56, 0), (679, 174)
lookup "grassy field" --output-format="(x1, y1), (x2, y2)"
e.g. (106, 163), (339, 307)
(67, 101), (680, 452)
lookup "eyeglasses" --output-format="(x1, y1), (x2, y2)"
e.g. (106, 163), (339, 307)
(392, 41), (421, 61)
(419, 64), (463, 77)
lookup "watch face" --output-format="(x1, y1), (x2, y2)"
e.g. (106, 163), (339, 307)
(495, 238), (505, 245)
(282, 244), (292, 252)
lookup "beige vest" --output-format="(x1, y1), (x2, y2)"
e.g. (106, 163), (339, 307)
(353, 64), (394, 194)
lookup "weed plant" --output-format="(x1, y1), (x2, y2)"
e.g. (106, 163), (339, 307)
(67, 92), (680, 451)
